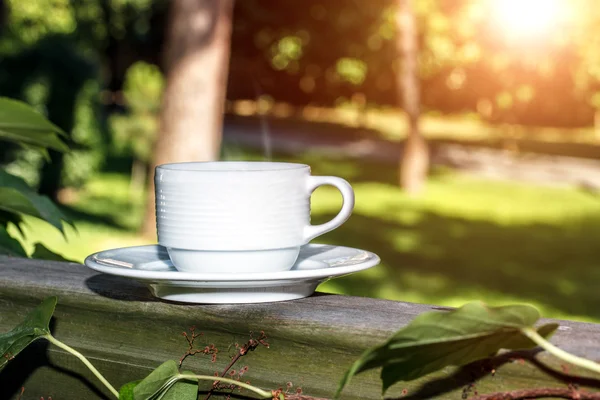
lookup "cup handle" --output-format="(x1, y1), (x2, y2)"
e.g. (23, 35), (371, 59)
(304, 176), (355, 243)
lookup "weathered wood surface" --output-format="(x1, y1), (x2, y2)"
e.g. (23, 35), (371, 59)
(1, 256), (600, 399)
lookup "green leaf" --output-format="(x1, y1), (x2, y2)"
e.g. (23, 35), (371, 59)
(0, 225), (27, 257)
(0, 170), (73, 234)
(119, 380), (141, 400)
(336, 301), (559, 397)
(16, 141), (51, 162)
(0, 296), (57, 369)
(0, 98), (68, 152)
(0, 170), (33, 192)
(0, 210), (27, 238)
(31, 243), (78, 263)
(160, 371), (197, 400)
(133, 360), (179, 399)
(0, 187), (43, 218)
(133, 360), (197, 400)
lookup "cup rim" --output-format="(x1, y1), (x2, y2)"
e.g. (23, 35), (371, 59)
(156, 161), (309, 172)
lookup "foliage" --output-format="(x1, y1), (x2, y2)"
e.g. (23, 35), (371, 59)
(61, 79), (105, 188)
(0, 296), (55, 369)
(118, 381), (140, 399)
(1, 297), (600, 400)
(2, 0), (600, 149)
(0, 97), (73, 259)
(0, 0), (165, 194)
(0, 170), (71, 233)
(0, 225), (27, 257)
(129, 360), (196, 400)
(335, 302), (558, 396)
(227, 0), (599, 127)
(30, 243), (76, 262)
(121, 61), (164, 114)
(0, 37), (102, 192)
(0, 0), (159, 52)
(3, 0), (76, 47)
(0, 298), (271, 400)
(0, 97), (67, 152)
(109, 61), (164, 164)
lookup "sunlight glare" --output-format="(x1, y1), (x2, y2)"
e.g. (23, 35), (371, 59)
(490, 0), (565, 39)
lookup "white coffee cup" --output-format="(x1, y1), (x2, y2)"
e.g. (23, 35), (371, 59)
(155, 161), (354, 273)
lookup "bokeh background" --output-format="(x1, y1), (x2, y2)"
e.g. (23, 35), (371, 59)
(2, 0), (600, 322)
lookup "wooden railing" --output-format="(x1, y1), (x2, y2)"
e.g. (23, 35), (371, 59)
(1, 256), (600, 399)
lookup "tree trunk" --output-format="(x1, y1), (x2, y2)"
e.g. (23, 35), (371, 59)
(594, 110), (600, 141)
(396, 0), (429, 195)
(141, 0), (235, 238)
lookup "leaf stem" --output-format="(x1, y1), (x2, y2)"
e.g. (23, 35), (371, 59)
(521, 327), (600, 375)
(177, 373), (272, 398)
(44, 333), (119, 399)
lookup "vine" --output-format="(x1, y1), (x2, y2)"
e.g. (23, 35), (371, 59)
(2, 297), (600, 399)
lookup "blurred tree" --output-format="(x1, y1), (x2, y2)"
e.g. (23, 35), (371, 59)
(227, 0), (596, 129)
(141, 0), (235, 238)
(0, 0), (168, 199)
(568, 0), (600, 134)
(0, 0), (5, 30)
(109, 61), (164, 193)
(0, 36), (99, 200)
(3, 0), (599, 213)
(397, 0), (428, 195)
(228, 0), (397, 109)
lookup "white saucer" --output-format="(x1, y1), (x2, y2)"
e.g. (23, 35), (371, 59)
(84, 244), (380, 304)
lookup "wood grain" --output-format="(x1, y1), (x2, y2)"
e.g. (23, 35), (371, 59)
(1, 256), (600, 399)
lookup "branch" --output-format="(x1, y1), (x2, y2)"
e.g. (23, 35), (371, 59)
(471, 388), (600, 400)
(205, 331), (270, 400)
(179, 326), (216, 368)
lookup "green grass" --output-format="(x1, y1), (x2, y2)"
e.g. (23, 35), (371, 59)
(13, 153), (600, 322)
(302, 155), (600, 323)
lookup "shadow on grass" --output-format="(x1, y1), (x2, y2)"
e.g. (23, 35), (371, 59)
(315, 209), (600, 320)
(61, 204), (124, 229)
(61, 195), (144, 232)
(254, 152), (600, 320)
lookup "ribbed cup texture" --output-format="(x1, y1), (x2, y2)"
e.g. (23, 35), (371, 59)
(155, 166), (311, 251)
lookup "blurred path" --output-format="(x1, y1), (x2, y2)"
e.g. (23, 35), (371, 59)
(223, 116), (600, 190)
